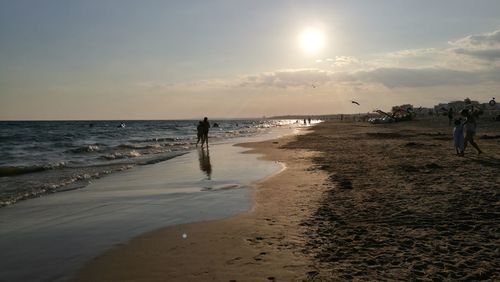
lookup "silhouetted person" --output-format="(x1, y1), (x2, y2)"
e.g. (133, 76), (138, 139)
(461, 108), (482, 154)
(453, 118), (464, 156)
(196, 121), (203, 146)
(198, 147), (212, 180)
(308, 117), (311, 125)
(200, 117), (210, 147)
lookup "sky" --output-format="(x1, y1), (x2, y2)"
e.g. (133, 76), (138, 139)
(1, 0), (499, 120)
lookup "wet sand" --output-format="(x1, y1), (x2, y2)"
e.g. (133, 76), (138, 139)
(74, 117), (499, 281)
(74, 133), (326, 281)
(0, 139), (282, 281)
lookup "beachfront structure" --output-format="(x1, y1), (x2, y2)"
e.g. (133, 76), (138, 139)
(434, 99), (500, 117)
(434, 100), (479, 112)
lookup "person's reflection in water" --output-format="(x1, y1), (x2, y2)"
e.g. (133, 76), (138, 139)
(198, 147), (212, 180)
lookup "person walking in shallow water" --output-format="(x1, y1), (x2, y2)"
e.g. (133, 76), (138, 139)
(461, 107), (483, 155)
(196, 121), (203, 147)
(200, 117), (210, 147)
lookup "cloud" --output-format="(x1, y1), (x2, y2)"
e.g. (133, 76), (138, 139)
(449, 29), (500, 61)
(453, 48), (500, 60)
(386, 48), (439, 58)
(353, 67), (482, 88)
(235, 67), (491, 89)
(333, 56), (362, 67)
(237, 69), (332, 88)
(139, 65), (498, 93)
(449, 29), (500, 48)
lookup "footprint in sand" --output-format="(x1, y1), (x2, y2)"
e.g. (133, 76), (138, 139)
(226, 256), (243, 265)
(253, 252), (268, 261)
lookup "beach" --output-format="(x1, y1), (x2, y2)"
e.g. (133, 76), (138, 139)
(74, 117), (499, 281)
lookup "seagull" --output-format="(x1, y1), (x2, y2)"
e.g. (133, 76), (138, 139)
(351, 100), (360, 105)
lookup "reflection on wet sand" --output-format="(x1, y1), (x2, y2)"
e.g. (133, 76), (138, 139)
(198, 147), (212, 179)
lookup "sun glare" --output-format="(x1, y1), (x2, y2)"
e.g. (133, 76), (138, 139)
(299, 28), (325, 54)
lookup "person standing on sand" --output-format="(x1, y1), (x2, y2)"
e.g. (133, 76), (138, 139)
(461, 107), (483, 154)
(453, 118), (465, 156)
(200, 117), (210, 147)
(447, 108), (453, 126)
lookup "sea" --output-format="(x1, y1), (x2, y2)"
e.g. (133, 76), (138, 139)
(0, 119), (303, 207)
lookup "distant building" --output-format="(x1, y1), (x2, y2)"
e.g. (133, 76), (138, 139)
(433, 98), (499, 116)
(434, 99), (479, 113)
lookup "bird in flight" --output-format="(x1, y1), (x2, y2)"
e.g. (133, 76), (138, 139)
(351, 100), (360, 105)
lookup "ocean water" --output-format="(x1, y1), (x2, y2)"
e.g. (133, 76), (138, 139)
(0, 119), (302, 206)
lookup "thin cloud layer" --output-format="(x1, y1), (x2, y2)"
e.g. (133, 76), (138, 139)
(450, 29), (500, 61)
(237, 69), (331, 88)
(140, 29), (500, 92)
(450, 29), (500, 48)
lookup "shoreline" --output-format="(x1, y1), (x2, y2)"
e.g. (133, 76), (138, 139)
(0, 128), (297, 282)
(0, 120), (306, 208)
(73, 130), (327, 281)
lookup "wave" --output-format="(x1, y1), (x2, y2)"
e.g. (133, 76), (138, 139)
(128, 137), (184, 143)
(101, 150), (142, 160)
(67, 145), (100, 153)
(116, 143), (163, 150)
(0, 164), (134, 207)
(137, 152), (188, 165)
(0, 161), (67, 177)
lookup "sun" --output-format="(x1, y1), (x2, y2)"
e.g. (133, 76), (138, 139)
(299, 28), (325, 54)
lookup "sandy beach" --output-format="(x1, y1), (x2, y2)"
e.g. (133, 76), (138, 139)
(74, 117), (499, 281)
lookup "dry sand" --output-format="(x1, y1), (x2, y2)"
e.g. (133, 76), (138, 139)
(285, 117), (500, 281)
(74, 117), (499, 281)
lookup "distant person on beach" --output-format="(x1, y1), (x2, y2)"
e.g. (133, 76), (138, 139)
(196, 121), (203, 146)
(447, 108), (453, 126)
(200, 117), (210, 147)
(461, 107), (483, 154)
(453, 119), (465, 156)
